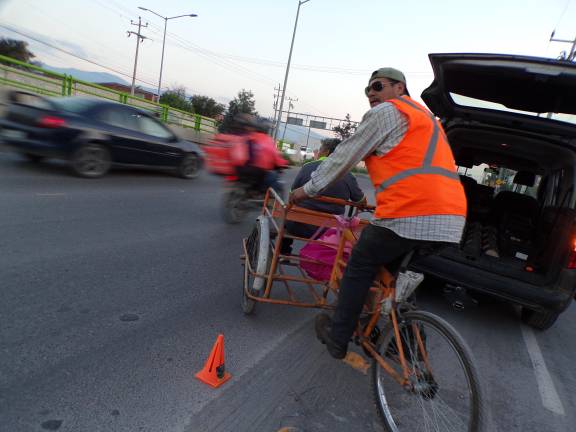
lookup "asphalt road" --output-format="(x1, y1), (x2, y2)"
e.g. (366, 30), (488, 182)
(0, 151), (575, 432)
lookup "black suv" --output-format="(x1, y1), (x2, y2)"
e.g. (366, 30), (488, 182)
(413, 53), (576, 330)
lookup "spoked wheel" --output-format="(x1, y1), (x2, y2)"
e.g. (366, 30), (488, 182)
(71, 143), (111, 178)
(222, 188), (249, 224)
(242, 216), (271, 315)
(177, 153), (201, 179)
(372, 310), (483, 432)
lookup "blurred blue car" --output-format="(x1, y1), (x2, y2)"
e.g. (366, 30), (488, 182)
(0, 91), (204, 179)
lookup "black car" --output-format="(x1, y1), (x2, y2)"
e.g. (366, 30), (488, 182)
(0, 92), (203, 179)
(412, 53), (576, 330)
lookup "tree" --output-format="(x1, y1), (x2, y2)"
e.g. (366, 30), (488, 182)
(189, 94), (225, 118)
(332, 113), (357, 140)
(0, 38), (35, 63)
(219, 89), (258, 132)
(320, 137), (341, 148)
(159, 86), (193, 113)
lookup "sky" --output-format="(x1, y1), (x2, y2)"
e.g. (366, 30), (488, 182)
(0, 0), (575, 124)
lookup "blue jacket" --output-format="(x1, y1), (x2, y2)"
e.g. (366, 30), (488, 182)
(291, 159), (364, 215)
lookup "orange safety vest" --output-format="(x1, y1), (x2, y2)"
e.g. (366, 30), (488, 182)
(364, 96), (467, 219)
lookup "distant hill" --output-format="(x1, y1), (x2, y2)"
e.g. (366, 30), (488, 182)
(41, 65), (161, 95)
(42, 65), (129, 85)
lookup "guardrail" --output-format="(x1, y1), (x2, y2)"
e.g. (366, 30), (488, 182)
(0, 54), (218, 134)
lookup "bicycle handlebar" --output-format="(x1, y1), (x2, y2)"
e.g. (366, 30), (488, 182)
(306, 195), (375, 211)
(265, 188), (375, 212)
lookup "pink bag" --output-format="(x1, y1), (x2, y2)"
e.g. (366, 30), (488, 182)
(299, 216), (360, 281)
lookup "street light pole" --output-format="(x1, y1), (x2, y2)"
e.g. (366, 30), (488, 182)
(138, 7), (197, 101)
(158, 17), (168, 101)
(273, 0), (310, 142)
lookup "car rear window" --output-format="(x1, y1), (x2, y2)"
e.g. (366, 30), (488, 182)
(450, 93), (576, 125)
(49, 98), (97, 114)
(458, 164), (541, 198)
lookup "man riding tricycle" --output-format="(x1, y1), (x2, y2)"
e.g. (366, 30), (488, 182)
(238, 65), (484, 431)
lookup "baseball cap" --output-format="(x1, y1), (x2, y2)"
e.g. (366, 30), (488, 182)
(369, 67), (407, 84)
(368, 67), (410, 96)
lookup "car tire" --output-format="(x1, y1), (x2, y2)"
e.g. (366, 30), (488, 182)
(23, 153), (44, 163)
(520, 307), (559, 330)
(177, 153), (201, 179)
(71, 143), (111, 178)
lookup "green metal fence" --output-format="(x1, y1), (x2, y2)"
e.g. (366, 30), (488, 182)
(0, 54), (218, 134)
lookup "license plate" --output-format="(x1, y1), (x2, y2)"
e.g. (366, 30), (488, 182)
(1, 129), (26, 140)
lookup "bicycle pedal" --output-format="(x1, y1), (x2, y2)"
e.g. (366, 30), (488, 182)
(342, 352), (370, 375)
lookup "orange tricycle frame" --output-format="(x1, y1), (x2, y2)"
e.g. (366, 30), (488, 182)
(241, 188), (424, 387)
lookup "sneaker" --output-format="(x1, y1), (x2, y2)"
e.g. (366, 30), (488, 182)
(315, 313), (347, 359)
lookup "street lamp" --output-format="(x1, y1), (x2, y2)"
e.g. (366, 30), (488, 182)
(273, 0), (310, 142)
(138, 7), (197, 101)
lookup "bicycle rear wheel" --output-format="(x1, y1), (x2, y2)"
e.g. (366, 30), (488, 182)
(371, 310), (483, 432)
(242, 216), (271, 315)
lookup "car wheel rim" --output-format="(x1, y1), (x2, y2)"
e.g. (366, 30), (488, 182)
(182, 155), (199, 177)
(76, 147), (108, 176)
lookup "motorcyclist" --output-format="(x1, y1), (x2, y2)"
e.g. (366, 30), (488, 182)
(230, 113), (287, 196)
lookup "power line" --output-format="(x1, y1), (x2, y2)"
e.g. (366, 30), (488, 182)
(147, 24), (331, 115)
(553, 0), (572, 30)
(93, 0), (132, 21)
(147, 22), (279, 87)
(145, 23), (431, 77)
(105, 0), (135, 17)
(0, 23), (159, 88)
(17, 0), (158, 85)
(127, 17), (149, 95)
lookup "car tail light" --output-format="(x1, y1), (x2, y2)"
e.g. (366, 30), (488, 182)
(38, 115), (66, 128)
(567, 237), (576, 269)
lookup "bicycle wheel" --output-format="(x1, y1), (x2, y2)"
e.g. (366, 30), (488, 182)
(371, 310), (483, 432)
(242, 216), (271, 315)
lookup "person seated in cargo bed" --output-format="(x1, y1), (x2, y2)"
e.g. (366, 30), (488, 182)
(280, 138), (365, 255)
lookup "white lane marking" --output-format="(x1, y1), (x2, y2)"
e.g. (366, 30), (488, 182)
(520, 325), (565, 415)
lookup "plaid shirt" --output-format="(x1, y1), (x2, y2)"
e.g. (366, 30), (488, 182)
(302, 102), (465, 243)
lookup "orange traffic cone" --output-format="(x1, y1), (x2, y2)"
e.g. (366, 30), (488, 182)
(195, 334), (231, 388)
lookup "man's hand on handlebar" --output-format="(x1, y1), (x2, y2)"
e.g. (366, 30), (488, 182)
(289, 187), (308, 205)
(356, 196), (368, 207)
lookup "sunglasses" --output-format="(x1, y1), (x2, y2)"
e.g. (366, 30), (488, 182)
(364, 81), (396, 96)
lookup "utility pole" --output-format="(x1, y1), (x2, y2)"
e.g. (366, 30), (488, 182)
(550, 30), (576, 61)
(272, 83), (282, 130)
(127, 16), (149, 96)
(281, 97), (297, 142)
